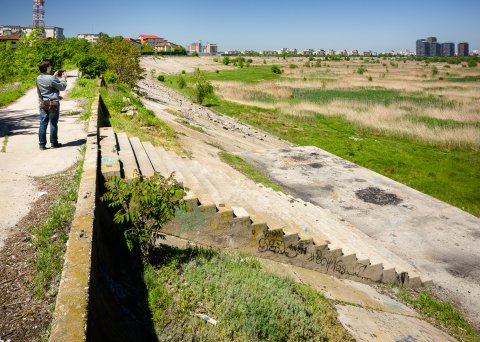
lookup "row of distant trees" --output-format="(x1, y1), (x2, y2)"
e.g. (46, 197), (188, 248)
(0, 30), (145, 86)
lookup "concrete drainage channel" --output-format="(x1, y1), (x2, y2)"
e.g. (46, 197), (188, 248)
(48, 93), (436, 340)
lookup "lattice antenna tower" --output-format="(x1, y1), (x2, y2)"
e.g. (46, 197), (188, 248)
(33, 0), (45, 28)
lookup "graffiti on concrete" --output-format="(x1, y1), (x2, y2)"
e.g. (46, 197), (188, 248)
(175, 206), (231, 238)
(257, 230), (308, 258)
(395, 336), (416, 342)
(307, 249), (369, 280)
(175, 206), (207, 237)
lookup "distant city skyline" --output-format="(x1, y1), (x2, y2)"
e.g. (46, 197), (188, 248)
(1, 0), (479, 52)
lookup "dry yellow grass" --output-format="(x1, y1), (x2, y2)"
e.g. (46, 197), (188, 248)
(213, 58), (480, 149)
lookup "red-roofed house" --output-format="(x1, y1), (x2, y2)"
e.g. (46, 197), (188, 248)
(137, 34), (164, 48)
(0, 33), (21, 48)
(124, 38), (141, 50)
(154, 41), (181, 52)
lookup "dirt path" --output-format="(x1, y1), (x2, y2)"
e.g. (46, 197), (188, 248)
(0, 72), (85, 249)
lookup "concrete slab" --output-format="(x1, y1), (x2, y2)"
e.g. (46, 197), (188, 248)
(237, 146), (480, 328)
(0, 73), (85, 249)
(259, 258), (418, 317)
(336, 305), (457, 342)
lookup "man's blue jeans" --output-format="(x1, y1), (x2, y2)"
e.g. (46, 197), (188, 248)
(38, 105), (60, 147)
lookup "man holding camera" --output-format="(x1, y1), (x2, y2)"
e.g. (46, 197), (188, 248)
(36, 61), (67, 150)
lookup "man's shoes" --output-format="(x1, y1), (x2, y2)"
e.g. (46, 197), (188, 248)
(39, 145), (47, 151)
(51, 143), (62, 148)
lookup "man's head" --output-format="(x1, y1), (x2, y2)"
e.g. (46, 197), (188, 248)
(38, 61), (51, 73)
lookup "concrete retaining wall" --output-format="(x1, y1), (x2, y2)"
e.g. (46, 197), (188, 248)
(49, 94), (100, 341)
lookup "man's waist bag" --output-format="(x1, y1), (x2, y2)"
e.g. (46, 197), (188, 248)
(40, 99), (59, 110)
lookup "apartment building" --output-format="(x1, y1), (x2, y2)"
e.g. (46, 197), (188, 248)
(458, 42), (469, 56)
(0, 25), (64, 40)
(77, 33), (100, 43)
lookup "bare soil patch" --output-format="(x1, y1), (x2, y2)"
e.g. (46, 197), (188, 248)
(0, 176), (69, 341)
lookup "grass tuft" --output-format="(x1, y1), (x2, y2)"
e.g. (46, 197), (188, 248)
(219, 151), (283, 192)
(32, 150), (84, 298)
(398, 289), (480, 342)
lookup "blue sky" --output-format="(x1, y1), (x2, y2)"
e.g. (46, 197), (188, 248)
(1, 0), (479, 52)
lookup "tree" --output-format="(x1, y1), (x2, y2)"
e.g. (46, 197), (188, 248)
(141, 43), (154, 53)
(95, 36), (143, 86)
(191, 68), (214, 104)
(77, 55), (107, 78)
(0, 42), (15, 82)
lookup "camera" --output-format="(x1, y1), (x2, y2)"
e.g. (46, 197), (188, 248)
(57, 70), (64, 77)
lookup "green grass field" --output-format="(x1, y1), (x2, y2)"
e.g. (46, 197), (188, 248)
(292, 88), (454, 108)
(162, 67), (480, 216)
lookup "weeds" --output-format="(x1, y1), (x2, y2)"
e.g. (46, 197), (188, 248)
(219, 152), (283, 192)
(32, 150), (84, 298)
(144, 246), (353, 341)
(67, 78), (98, 121)
(398, 289), (480, 342)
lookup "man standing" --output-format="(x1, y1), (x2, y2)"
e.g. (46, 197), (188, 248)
(36, 61), (67, 150)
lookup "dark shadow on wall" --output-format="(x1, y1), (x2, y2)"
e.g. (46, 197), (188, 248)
(87, 94), (157, 341)
(87, 196), (158, 342)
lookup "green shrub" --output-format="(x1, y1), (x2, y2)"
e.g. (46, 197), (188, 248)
(177, 76), (186, 89)
(213, 57), (219, 62)
(191, 68), (214, 104)
(289, 64), (298, 69)
(104, 70), (119, 84)
(467, 59), (478, 68)
(157, 74), (165, 82)
(271, 65), (282, 74)
(77, 54), (107, 78)
(357, 66), (366, 75)
(101, 173), (186, 259)
(368, 76), (373, 82)
(222, 56), (230, 65)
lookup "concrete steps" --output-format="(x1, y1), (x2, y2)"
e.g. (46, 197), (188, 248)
(98, 129), (431, 288)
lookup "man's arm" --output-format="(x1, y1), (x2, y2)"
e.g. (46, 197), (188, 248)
(52, 71), (68, 91)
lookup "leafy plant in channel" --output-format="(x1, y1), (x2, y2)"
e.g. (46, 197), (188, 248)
(101, 172), (186, 259)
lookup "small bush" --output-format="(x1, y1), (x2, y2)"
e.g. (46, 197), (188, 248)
(271, 65), (282, 74)
(431, 66), (439, 76)
(213, 57), (219, 62)
(357, 66), (366, 75)
(368, 76), (373, 82)
(222, 56), (230, 65)
(289, 64), (297, 69)
(191, 68), (214, 104)
(104, 70), (119, 84)
(177, 76), (186, 89)
(157, 74), (165, 82)
(467, 59), (478, 68)
(181, 70), (186, 74)
(101, 173), (186, 259)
